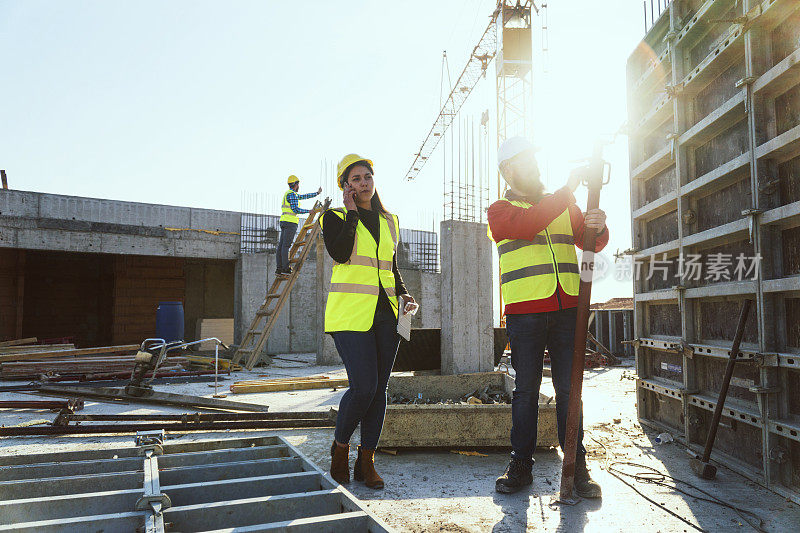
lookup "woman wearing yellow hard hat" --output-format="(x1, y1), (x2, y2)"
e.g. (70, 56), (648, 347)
(321, 153), (418, 489)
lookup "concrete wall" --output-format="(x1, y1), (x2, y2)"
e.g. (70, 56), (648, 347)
(0, 190), (240, 259)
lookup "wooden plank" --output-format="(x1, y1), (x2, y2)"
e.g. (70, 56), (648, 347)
(230, 378), (349, 393)
(0, 344), (74, 352)
(0, 338), (38, 348)
(0, 344), (139, 363)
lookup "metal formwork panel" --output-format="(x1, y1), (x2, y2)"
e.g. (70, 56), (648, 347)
(0, 434), (392, 532)
(627, 0), (800, 504)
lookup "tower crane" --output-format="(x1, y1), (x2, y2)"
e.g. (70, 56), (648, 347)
(404, 0), (540, 192)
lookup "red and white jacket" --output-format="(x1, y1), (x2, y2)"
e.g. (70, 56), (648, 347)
(487, 186), (610, 315)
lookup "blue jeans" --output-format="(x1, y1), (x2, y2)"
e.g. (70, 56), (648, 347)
(332, 308), (400, 449)
(277, 221), (297, 272)
(507, 307), (586, 461)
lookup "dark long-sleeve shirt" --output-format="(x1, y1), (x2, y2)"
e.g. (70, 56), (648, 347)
(322, 207), (408, 317)
(487, 186), (609, 315)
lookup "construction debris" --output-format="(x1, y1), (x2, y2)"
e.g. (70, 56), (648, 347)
(388, 384), (511, 405)
(0, 344), (139, 362)
(0, 357), (186, 380)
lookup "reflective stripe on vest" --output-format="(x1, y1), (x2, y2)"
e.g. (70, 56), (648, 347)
(280, 190), (299, 224)
(322, 208), (399, 332)
(491, 199), (580, 304)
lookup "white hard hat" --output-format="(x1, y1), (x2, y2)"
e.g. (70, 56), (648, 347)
(497, 136), (536, 167)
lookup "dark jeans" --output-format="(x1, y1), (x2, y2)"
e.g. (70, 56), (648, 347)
(507, 307), (586, 461)
(332, 308), (400, 449)
(277, 221), (297, 272)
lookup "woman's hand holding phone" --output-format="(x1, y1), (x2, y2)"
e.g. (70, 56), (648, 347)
(343, 183), (357, 212)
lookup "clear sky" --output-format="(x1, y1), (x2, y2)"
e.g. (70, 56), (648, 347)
(1, 0), (649, 304)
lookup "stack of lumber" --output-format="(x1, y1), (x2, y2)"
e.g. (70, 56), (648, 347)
(230, 375), (349, 394)
(0, 342), (187, 381)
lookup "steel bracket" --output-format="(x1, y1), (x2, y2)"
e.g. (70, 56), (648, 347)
(753, 353), (779, 367)
(664, 83), (684, 97)
(735, 76), (758, 89)
(742, 208), (763, 243)
(748, 386), (781, 395)
(621, 338), (642, 349)
(135, 493), (172, 512)
(137, 430), (165, 456)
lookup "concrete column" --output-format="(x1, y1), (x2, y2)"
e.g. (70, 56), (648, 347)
(439, 220), (493, 375)
(234, 252), (269, 346)
(315, 234), (338, 365)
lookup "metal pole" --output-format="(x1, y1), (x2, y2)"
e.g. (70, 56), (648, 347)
(559, 140), (607, 502)
(215, 344), (219, 395)
(701, 300), (752, 463)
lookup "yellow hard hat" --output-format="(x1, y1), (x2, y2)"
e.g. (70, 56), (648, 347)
(336, 154), (373, 190)
(287, 175), (299, 185)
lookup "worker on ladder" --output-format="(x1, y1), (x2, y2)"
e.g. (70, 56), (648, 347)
(278, 175), (321, 277)
(322, 154), (418, 490)
(488, 137), (608, 498)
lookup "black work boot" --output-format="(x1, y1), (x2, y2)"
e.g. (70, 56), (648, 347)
(495, 457), (533, 493)
(574, 454), (602, 498)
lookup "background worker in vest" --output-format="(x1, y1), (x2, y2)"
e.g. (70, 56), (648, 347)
(321, 154), (418, 490)
(277, 175), (322, 277)
(488, 136), (609, 498)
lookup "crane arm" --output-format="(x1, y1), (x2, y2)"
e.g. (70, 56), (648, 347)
(404, 8), (500, 181)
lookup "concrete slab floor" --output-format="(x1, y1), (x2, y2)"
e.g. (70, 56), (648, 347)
(1, 354), (798, 532)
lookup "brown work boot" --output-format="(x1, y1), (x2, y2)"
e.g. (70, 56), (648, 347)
(575, 454), (602, 499)
(329, 440), (350, 485)
(353, 445), (384, 489)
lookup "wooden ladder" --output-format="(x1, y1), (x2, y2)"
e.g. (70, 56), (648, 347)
(232, 197), (331, 370)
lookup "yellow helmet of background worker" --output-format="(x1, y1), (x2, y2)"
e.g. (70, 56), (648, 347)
(287, 175), (300, 185)
(336, 154), (373, 190)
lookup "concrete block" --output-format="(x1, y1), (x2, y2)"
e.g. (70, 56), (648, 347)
(440, 220), (494, 375)
(379, 372), (557, 448)
(0, 190), (39, 218)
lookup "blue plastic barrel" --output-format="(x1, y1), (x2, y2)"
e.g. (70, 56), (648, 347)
(156, 301), (184, 343)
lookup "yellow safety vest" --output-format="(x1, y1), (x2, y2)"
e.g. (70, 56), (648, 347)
(490, 198), (580, 304)
(322, 208), (400, 332)
(280, 190), (299, 224)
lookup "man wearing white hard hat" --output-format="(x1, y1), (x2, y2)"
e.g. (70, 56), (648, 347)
(488, 136), (608, 497)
